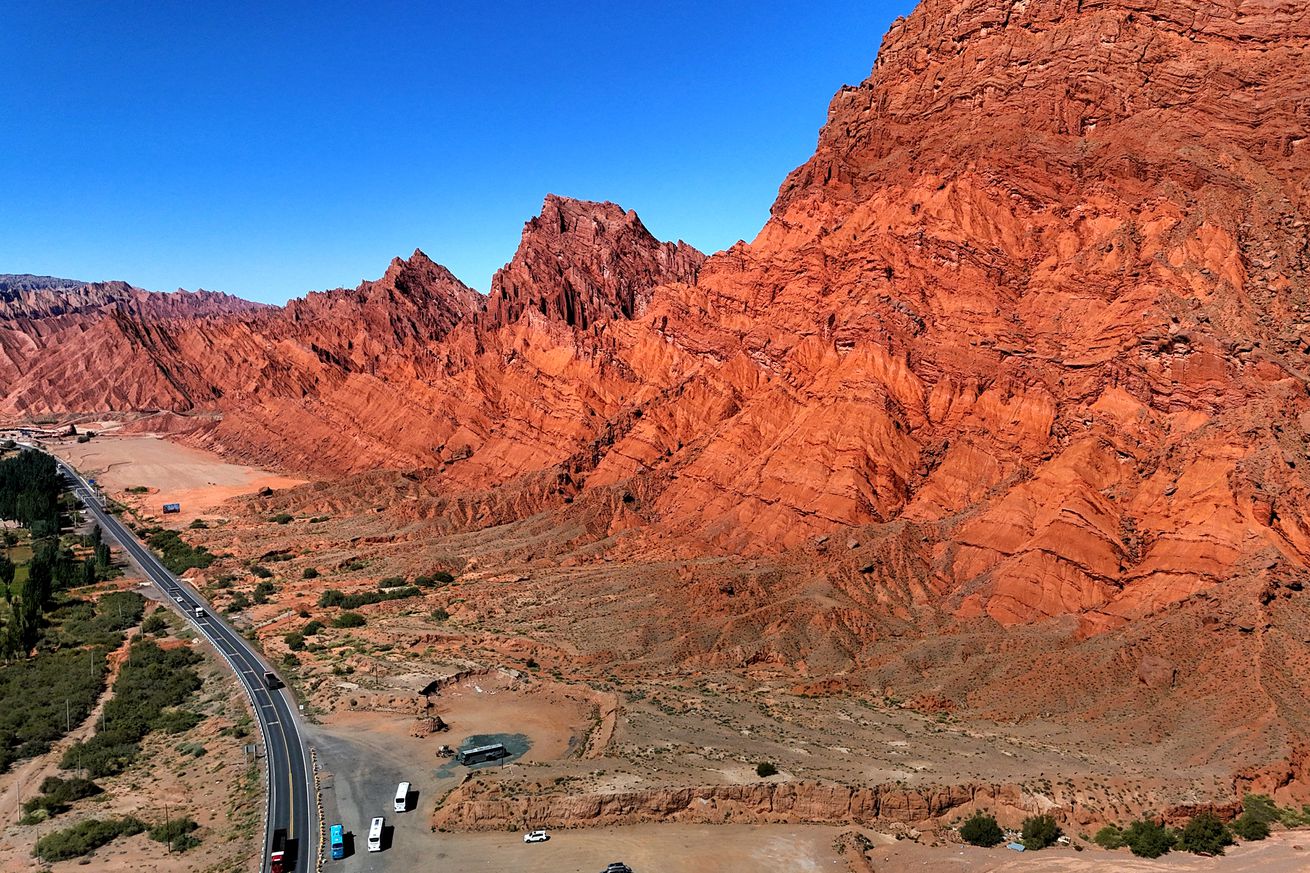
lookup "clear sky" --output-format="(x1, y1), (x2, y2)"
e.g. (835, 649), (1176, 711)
(1, 1), (917, 303)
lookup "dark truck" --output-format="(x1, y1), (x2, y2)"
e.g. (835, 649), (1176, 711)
(269, 828), (288, 873)
(264, 670), (283, 690)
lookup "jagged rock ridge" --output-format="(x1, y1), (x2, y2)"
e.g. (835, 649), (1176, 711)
(3, 1), (1310, 696)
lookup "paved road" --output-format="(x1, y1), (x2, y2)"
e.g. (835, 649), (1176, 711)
(51, 452), (314, 873)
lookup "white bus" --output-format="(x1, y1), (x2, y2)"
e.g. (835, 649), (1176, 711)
(367, 816), (384, 852)
(394, 782), (410, 812)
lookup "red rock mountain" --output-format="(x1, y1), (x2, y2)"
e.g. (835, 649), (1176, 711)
(6, 0), (1310, 663)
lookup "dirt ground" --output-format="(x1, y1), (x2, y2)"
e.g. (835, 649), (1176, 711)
(53, 433), (302, 524)
(877, 832), (1310, 871)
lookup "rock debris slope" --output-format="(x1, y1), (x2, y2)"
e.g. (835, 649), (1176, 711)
(5, 0), (1310, 660)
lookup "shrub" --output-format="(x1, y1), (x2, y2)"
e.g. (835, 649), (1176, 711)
(302, 620), (323, 636)
(302, 567), (319, 579)
(1021, 814), (1061, 851)
(378, 576), (408, 589)
(333, 612), (365, 628)
(431, 607), (450, 622)
(284, 632), (305, 651)
(250, 565), (273, 579)
(154, 708), (202, 734)
(1178, 812), (1233, 856)
(188, 519), (208, 530)
(21, 776), (102, 820)
(140, 528), (213, 574)
(1123, 818), (1175, 858)
(270, 513), (293, 525)
(755, 761), (778, 778)
(140, 612), (168, 635)
(318, 585), (419, 610)
(1232, 813), (1271, 841)
(149, 816), (200, 852)
(960, 812), (1005, 848)
(415, 570), (455, 588)
(33, 816), (146, 861)
(1093, 824), (1125, 849)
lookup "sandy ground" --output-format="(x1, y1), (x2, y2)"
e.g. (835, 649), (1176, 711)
(52, 433), (302, 523)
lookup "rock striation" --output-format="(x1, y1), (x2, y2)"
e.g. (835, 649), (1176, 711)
(4, 0), (1310, 666)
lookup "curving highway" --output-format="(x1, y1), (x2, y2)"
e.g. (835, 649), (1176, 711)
(51, 452), (313, 873)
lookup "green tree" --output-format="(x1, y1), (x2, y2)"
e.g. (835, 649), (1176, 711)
(284, 632), (305, 651)
(1232, 813), (1271, 841)
(959, 812), (1004, 847)
(1020, 814), (1061, 851)
(1123, 818), (1175, 858)
(1178, 812), (1232, 856)
(1093, 824), (1125, 849)
(0, 554), (13, 601)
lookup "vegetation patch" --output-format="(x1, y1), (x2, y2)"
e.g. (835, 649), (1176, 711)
(33, 815), (146, 862)
(960, 812), (1004, 848)
(61, 638), (202, 777)
(21, 776), (102, 822)
(139, 527), (214, 574)
(319, 585), (421, 610)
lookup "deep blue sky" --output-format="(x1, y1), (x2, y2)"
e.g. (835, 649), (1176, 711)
(1, 1), (916, 303)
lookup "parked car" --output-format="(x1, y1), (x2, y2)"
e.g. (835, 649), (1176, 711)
(603, 864), (633, 873)
(523, 830), (549, 843)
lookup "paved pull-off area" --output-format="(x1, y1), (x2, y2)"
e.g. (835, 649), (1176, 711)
(53, 450), (314, 873)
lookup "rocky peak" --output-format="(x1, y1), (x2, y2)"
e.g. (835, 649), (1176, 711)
(775, 0), (1310, 215)
(485, 195), (704, 330)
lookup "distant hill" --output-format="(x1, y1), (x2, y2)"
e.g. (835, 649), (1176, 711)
(0, 274), (89, 295)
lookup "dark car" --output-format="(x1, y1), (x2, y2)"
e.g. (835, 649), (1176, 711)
(603, 864), (633, 873)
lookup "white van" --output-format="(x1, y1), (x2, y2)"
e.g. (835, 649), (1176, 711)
(367, 816), (384, 852)
(393, 782), (410, 812)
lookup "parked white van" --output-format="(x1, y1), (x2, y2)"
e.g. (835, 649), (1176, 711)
(393, 782), (410, 813)
(367, 816), (384, 852)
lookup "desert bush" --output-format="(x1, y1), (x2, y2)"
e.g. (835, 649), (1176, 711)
(415, 570), (455, 588)
(302, 567), (319, 579)
(141, 612), (168, 635)
(333, 612), (365, 628)
(378, 576), (408, 589)
(1178, 812), (1232, 856)
(431, 607), (450, 622)
(250, 565), (273, 579)
(302, 620), (323, 636)
(1123, 818), (1175, 858)
(1231, 813), (1270, 841)
(155, 708), (202, 734)
(755, 761), (778, 778)
(318, 586), (419, 610)
(140, 528), (213, 574)
(188, 519), (208, 530)
(1093, 824), (1125, 849)
(960, 812), (1004, 847)
(284, 632), (305, 651)
(33, 816), (145, 861)
(270, 513), (293, 525)
(21, 776), (102, 820)
(149, 816), (200, 851)
(1021, 814), (1061, 851)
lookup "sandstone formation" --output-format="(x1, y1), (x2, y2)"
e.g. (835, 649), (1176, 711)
(6, 0), (1310, 762)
